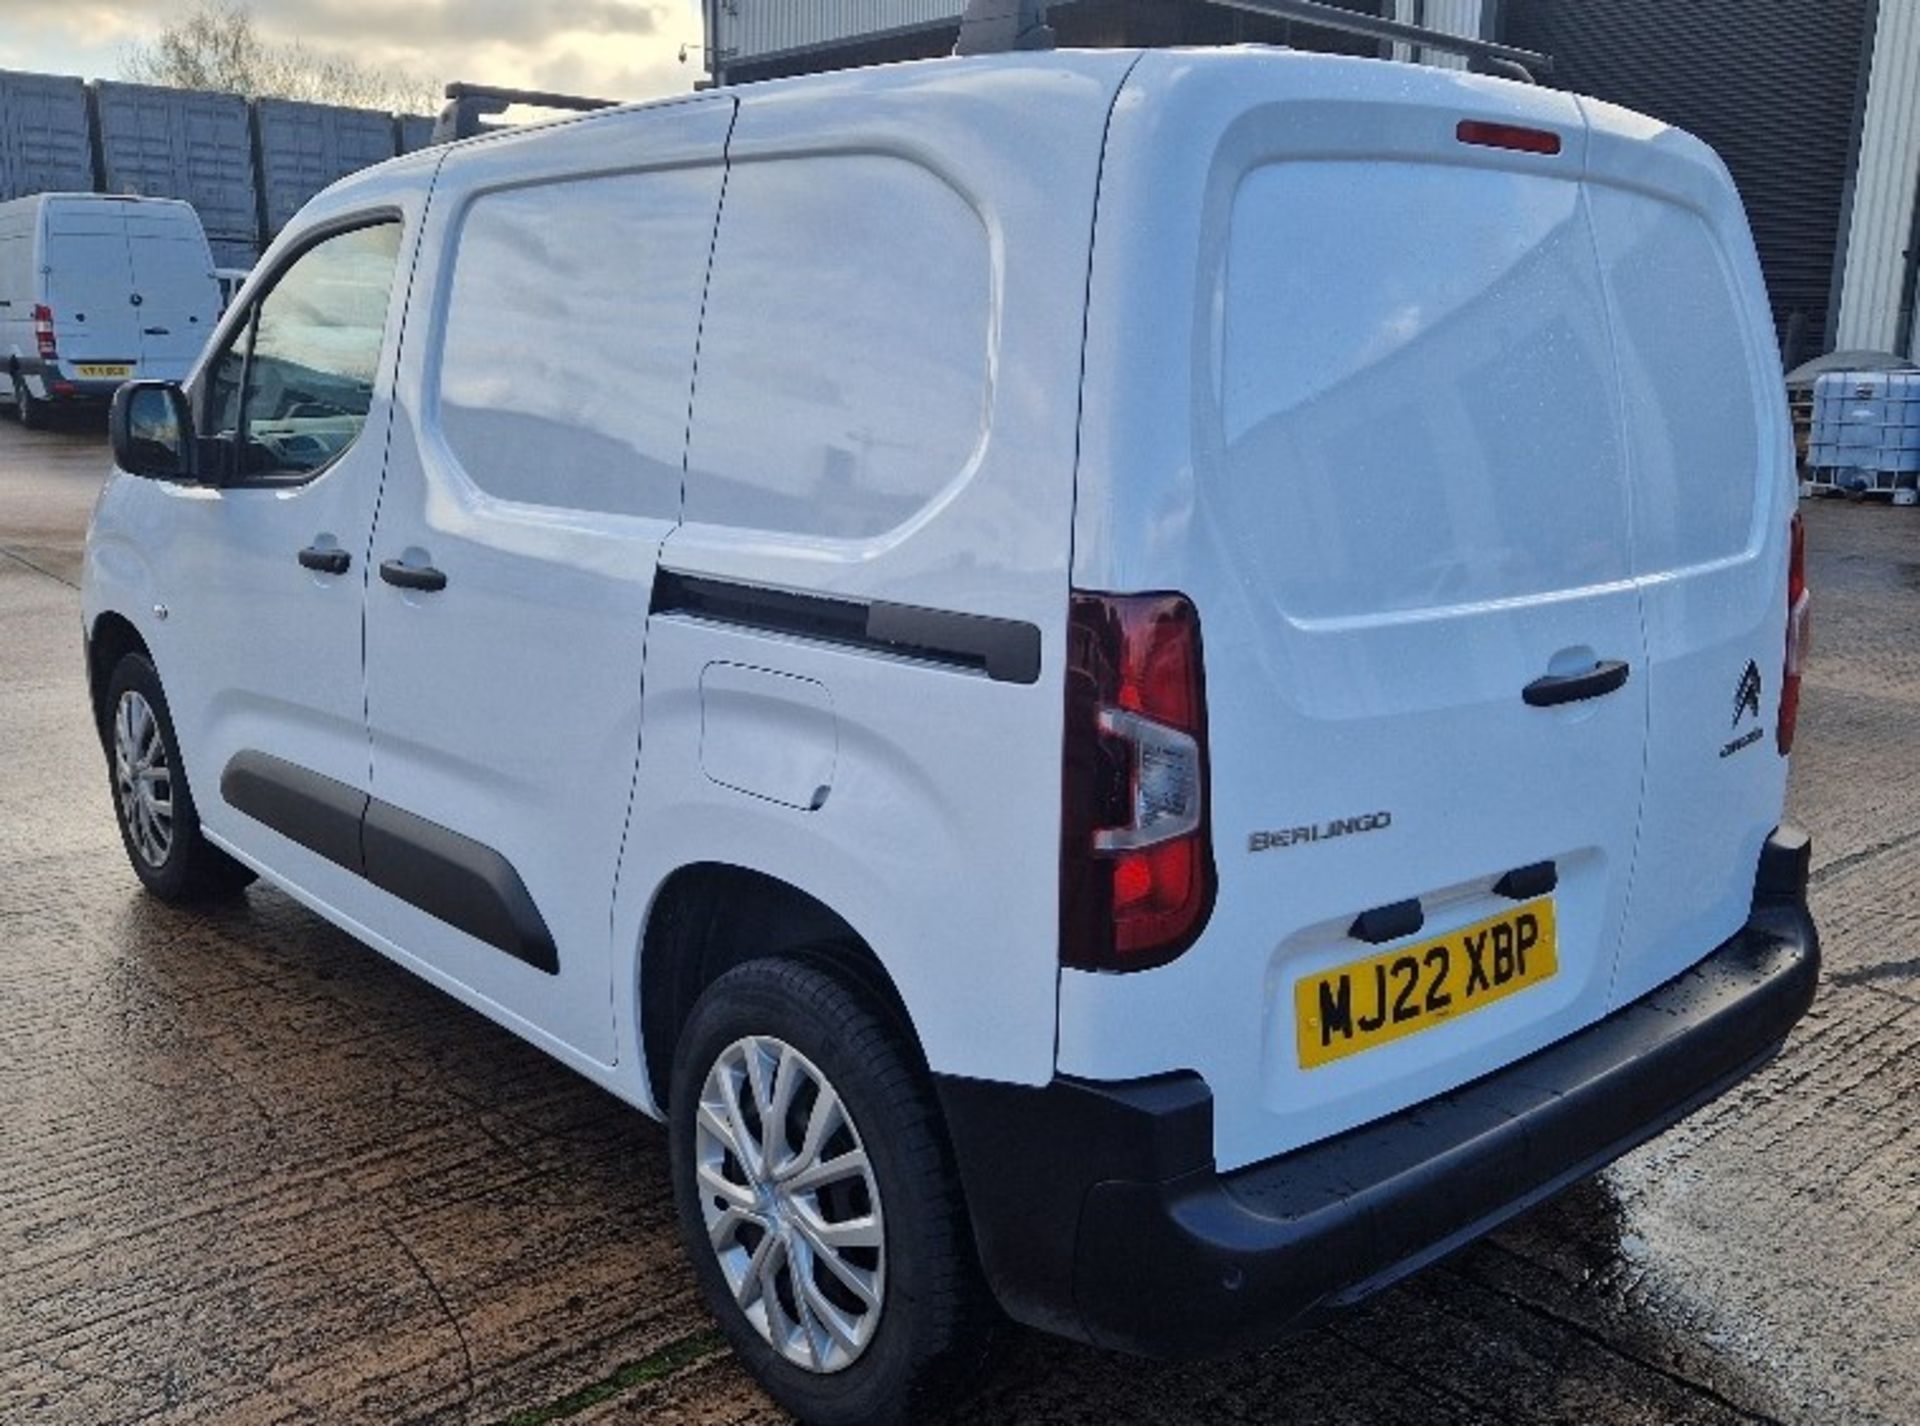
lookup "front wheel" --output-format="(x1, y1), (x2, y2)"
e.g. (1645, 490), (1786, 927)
(669, 958), (990, 1425)
(104, 653), (256, 901)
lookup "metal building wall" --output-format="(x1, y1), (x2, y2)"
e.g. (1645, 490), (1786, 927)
(1506, 0), (1870, 362)
(91, 81), (259, 262)
(254, 98), (396, 235)
(0, 70), (92, 200)
(1833, 1), (1920, 357)
(1388, 0), (1488, 70)
(720, 0), (968, 66)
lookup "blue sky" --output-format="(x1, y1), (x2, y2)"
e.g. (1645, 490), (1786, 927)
(0, 0), (707, 102)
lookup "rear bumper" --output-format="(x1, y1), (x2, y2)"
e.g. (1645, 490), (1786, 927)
(936, 827), (1820, 1358)
(14, 359), (126, 401)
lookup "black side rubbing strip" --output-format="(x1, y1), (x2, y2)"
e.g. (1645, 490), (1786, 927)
(219, 751), (559, 975)
(652, 570), (1042, 685)
(362, 801), (559, 974)
(221, 750), (368, 873)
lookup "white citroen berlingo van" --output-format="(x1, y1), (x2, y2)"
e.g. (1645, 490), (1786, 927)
(83, 38), (1819, 1426)
(1, 193), (221, 426)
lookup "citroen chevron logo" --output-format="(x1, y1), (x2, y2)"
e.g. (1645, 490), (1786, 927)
(1734, 660), (1763, 728)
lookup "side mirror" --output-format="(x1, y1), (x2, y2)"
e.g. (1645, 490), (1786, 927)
(109, 381), (196, 481)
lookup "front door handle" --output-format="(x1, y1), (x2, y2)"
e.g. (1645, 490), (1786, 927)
(298, 546), (350, 575)
(1523, 659), (1631, 708)
(380, 558), (447, 593)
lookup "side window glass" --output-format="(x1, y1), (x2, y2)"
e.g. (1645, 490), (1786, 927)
(434, 168), (720, 518)
(203, 221), (402, 481)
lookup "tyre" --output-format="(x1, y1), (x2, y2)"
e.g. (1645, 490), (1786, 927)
(104, 653), (256, 901)
(669, 958), (990, 1426)
(12, 370), (49, 430)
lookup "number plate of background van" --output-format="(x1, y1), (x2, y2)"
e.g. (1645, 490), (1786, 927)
(75, 364), (133, 379)
(1295, 898), (1558, 1069)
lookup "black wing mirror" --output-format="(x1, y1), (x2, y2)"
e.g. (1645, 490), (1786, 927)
(109, 381), (198, 481)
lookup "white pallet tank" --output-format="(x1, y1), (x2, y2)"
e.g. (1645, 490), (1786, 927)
(1807, 369), (1920, 501)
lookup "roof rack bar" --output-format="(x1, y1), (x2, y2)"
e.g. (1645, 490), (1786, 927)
(1204, 0), (1553, 76)
(429, 82), (618, 145)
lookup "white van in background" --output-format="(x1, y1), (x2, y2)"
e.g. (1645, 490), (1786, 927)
(0, 193), (221, 427)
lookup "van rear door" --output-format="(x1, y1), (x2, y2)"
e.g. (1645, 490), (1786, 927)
(1064, 57), (1652, 1168)
(42, 201), (142, 374)
(1580, 101), (1794, 1007)
(124, 204), (220, 378)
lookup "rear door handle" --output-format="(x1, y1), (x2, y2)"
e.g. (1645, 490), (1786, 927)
(142, 326), (170, 336)
(380, 558), (447, 593)
(298, 546), (350, 575)
(1523, 659), (1630, 708)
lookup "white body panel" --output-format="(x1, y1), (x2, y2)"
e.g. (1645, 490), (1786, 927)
(614, 53), (1136, 1096)
(361, 98), (735, 1064)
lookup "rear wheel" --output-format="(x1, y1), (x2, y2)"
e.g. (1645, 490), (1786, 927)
(11, 370), (49, 430)
(669, 958), (990, 1425)
(104, 653), (255, 901)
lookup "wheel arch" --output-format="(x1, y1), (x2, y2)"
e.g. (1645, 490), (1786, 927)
(637, 861), (930, 1113)
(88, 610), (153, 748)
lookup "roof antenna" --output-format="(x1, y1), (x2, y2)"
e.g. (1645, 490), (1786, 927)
(954, 0), (1055, 56)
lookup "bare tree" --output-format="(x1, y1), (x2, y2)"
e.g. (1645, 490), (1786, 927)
(123, 1), (441, 113)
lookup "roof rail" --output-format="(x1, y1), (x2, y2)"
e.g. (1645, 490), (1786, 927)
(428, 82), (618, 145)
(1207, 0), (1552, 78)
(954, 0), (1056, 56)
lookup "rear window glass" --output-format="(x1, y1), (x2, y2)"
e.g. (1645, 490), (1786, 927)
(1218, 160), (1631, 622)
(685, 154), (991, 540)
(1588, 189), (1761, 571)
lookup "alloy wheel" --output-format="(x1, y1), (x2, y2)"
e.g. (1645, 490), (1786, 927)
(694, 1034), (886, 1374)
(114, 690), (174, 868)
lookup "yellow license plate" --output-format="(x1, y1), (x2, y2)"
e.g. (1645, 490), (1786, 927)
(74, 364), (133, 379)
(1295, 897), (1558, 1069)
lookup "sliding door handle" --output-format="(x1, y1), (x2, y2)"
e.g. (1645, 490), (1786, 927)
(298, 546), (350, 575)
(1523, 659), (1630, 708)
(379, 559), (446, 593)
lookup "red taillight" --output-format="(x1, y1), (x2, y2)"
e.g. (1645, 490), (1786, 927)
(31, 303), (56, 360)
(1779, 512), (1810, 755)
(1061, 592), (1215, 972)
(1457, 119), (1563, 155)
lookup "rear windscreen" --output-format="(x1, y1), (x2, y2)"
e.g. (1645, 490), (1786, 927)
(1217, 160), (1632, 622)
(1587, 188), (1762, 572)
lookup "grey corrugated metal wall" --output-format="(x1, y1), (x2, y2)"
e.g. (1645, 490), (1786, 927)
(1505, 0), (1871, 361)
(0, 71), (92, 200)
(721, 0), (968, 64)
(1833, 0), (1920, 356)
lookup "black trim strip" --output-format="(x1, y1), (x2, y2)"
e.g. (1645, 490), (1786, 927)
(219, 751), (559, 974)
(222, 750), (368, 873)
(652, 570), (1042, 685)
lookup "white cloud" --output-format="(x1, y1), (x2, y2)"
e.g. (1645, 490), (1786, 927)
(0, 0), (707, 104)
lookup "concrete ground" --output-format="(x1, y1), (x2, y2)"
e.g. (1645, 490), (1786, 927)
(0, 412), (1914, 1426)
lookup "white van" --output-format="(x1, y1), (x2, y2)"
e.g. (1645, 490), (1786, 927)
(82, 45), (1819, 1425)
(0, 193), (221, 426)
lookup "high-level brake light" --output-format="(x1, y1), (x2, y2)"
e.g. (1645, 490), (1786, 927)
(1457, 119), (1562, 155)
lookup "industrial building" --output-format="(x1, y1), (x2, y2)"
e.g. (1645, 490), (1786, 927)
(702, 0), (1920, 368)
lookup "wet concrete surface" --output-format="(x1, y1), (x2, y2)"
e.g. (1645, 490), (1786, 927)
(0, 412), (1914, 1425)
